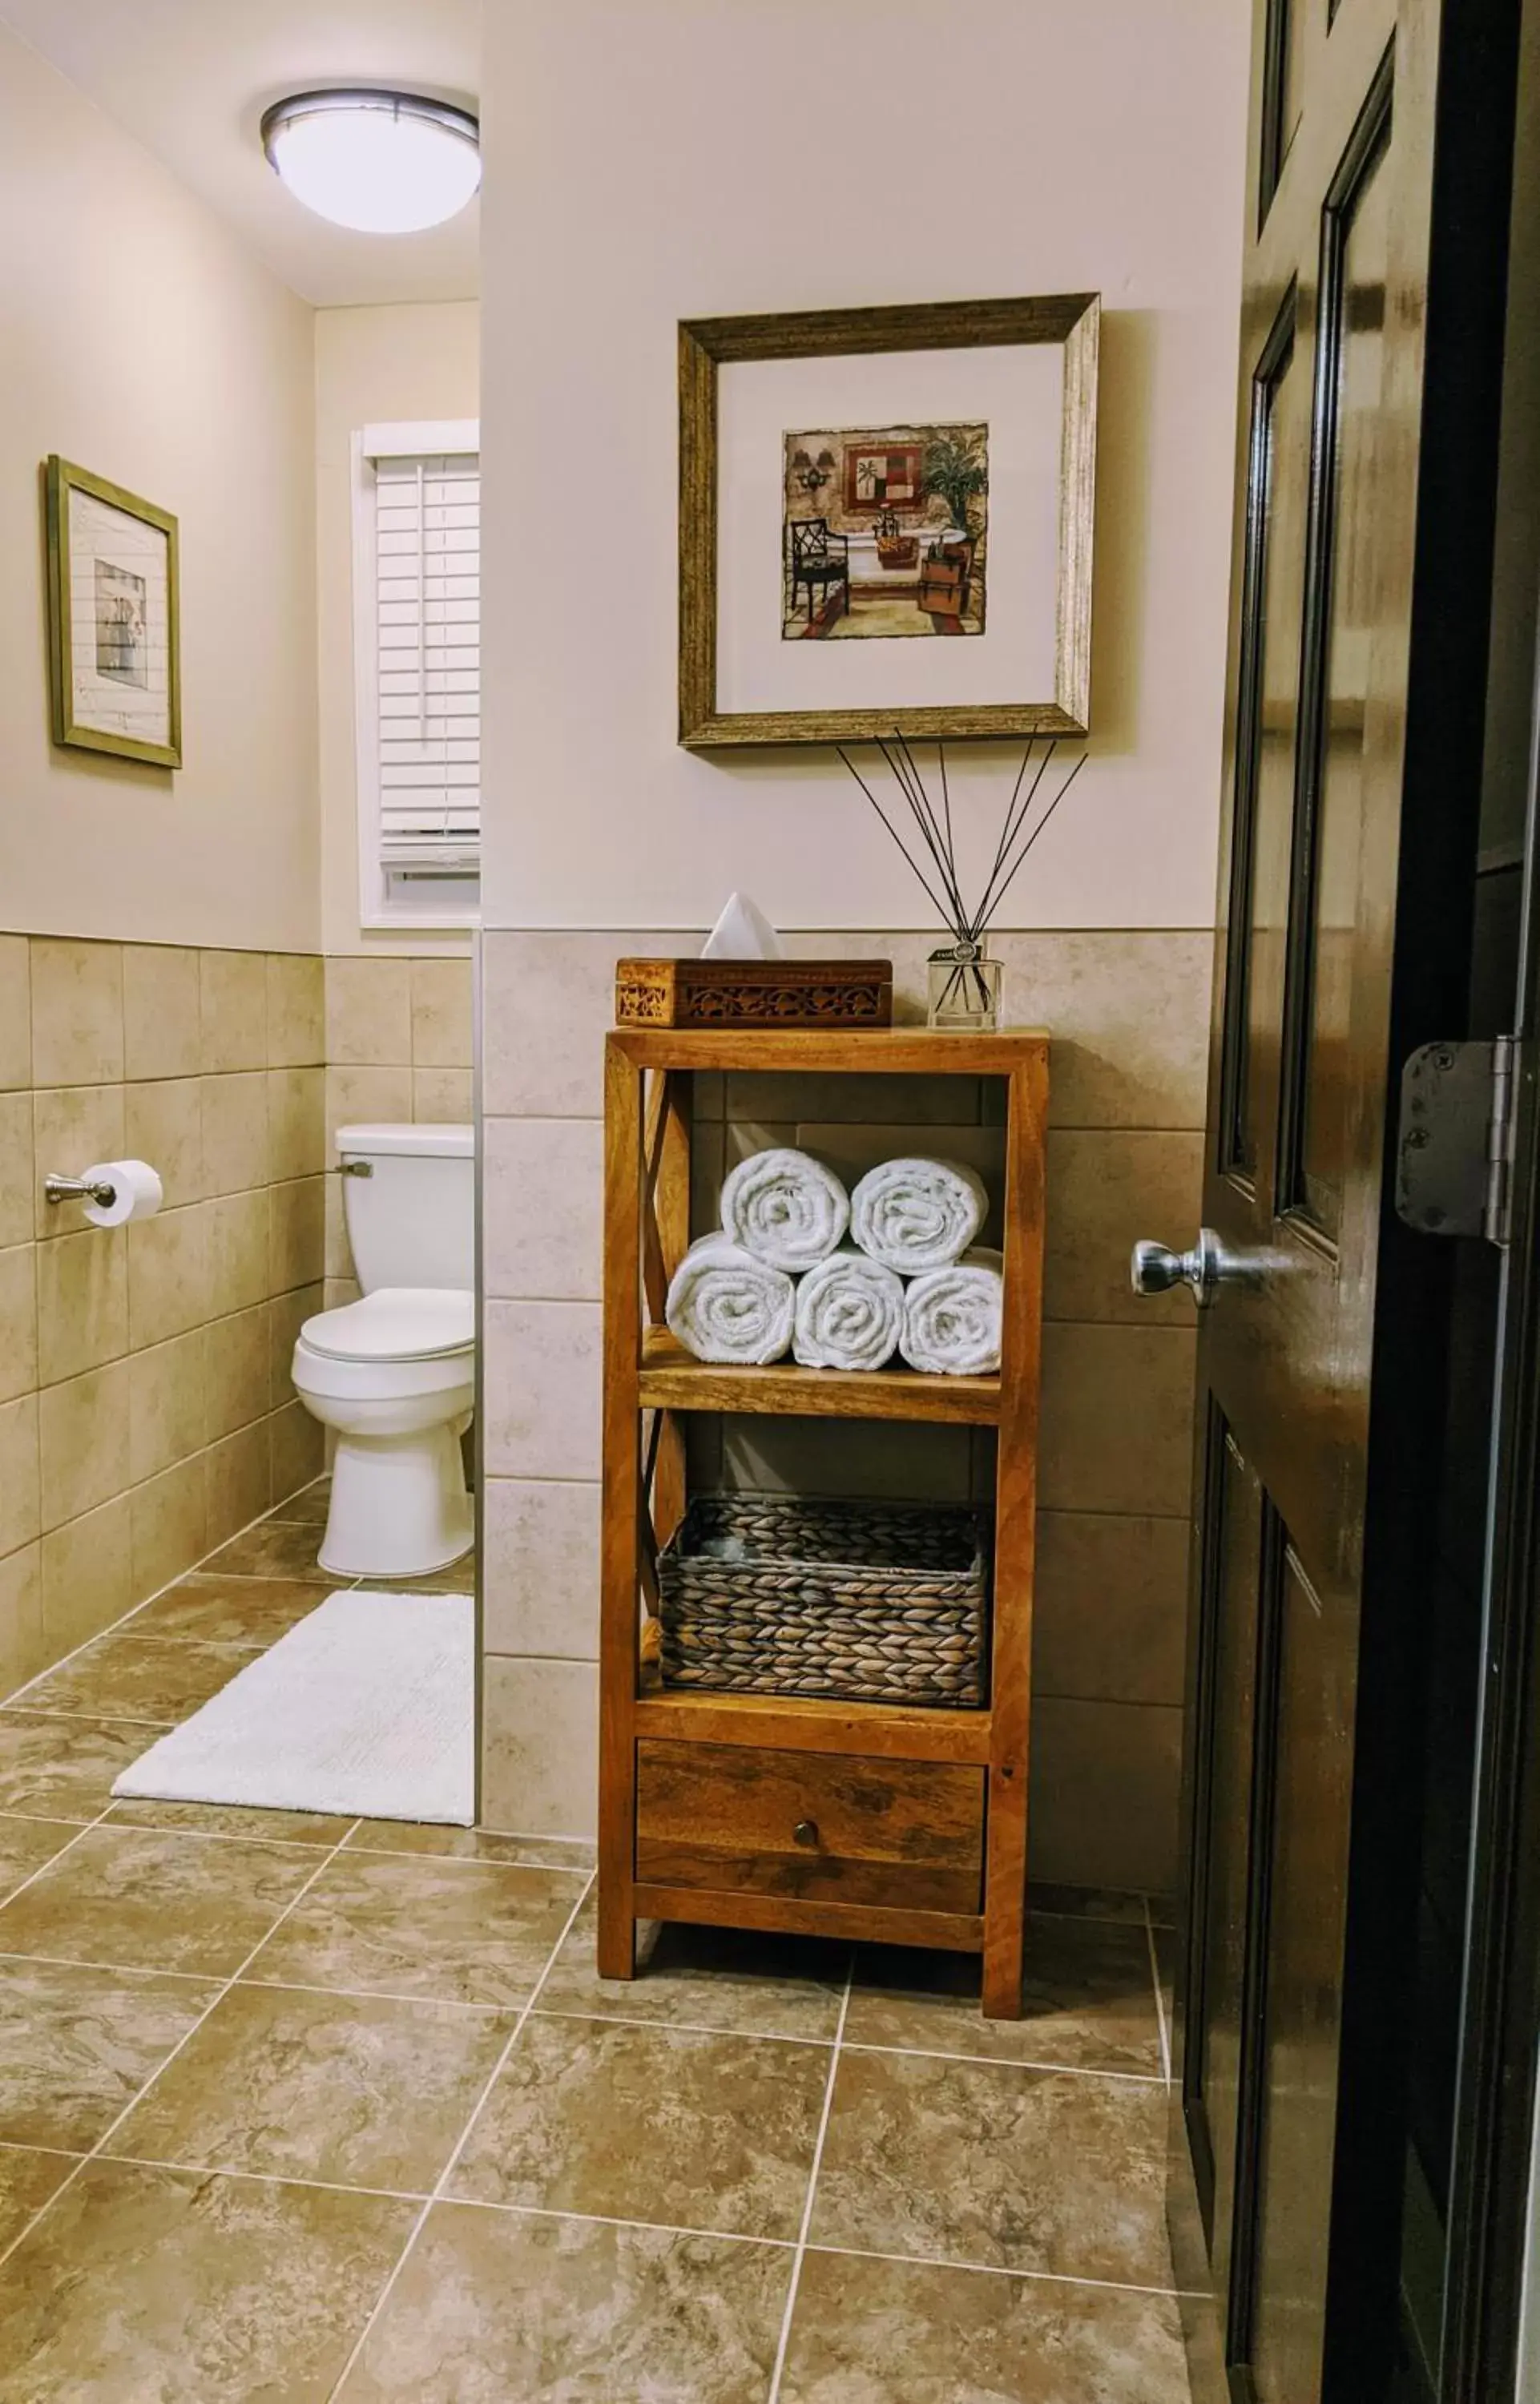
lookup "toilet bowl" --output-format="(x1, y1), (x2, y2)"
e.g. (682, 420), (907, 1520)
(291, 1123), (476, 1578)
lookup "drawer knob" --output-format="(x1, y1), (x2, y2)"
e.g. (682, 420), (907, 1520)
(792, 1819), (820, 1848)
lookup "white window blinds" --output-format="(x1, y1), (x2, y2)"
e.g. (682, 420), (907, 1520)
(371, 447), (480, 872)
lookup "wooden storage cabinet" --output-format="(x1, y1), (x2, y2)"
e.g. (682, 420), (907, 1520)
(600, 1026), (1048, 2018)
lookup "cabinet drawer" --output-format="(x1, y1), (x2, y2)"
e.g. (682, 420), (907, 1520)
(635, 1740), (985, 1914)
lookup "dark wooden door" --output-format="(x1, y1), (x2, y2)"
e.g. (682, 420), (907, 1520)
(1160, 0), (1523, 2397)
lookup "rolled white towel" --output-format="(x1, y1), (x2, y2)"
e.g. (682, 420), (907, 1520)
(793, 1244), (905, 1372)
(664, 1235), (794, 1365)
(901, 1248), (1005, 1376)
(720, 1147), (850, 1272)
(851, 1156), (988, 1273)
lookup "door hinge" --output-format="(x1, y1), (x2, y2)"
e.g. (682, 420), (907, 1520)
(1395, 1036), (1518, 1246)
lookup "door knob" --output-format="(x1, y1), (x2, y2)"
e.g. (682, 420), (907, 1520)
(1131, 1228), (1224, 1309)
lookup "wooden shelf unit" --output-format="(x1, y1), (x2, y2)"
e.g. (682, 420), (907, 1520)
(599, 1025), (1049, 2018)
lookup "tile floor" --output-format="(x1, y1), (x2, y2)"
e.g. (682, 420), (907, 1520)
(0, 1479), (1191, 2402)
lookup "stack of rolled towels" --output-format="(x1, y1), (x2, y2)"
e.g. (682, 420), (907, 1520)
(665, 1148), (1002, 1376)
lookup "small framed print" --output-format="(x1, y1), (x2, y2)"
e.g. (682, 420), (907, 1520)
(45, 456), (181, 768)
(679, 292), (1099, 748)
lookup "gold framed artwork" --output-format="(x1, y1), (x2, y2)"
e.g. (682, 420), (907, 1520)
(44, 456), (182, 768)
(679, 292), (1099, 748)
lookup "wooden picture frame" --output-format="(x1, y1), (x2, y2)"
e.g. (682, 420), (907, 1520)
(679, 292), (1099, 748)
(44, 455), (182, 768)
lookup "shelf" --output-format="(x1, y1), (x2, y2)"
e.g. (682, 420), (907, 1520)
(611, 1025), (1048, 1076)
(639, 1328), (1002, 1426)
(634, 1686), (994, 1765)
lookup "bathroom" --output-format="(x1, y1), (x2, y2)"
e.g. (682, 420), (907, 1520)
(6, 0), (1535, 2395)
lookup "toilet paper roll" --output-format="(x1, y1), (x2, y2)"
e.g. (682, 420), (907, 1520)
(79, 1160), (163, 1228)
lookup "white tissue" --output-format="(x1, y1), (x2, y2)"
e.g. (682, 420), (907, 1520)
(79, 1160), (163, 1228)
(701, 892), (783, 960)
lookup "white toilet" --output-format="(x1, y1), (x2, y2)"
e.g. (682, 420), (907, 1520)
(291, 1123), (475, 1579)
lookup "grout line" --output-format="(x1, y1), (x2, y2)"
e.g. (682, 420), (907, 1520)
(0, 1817), (363, 2275)
(0, 1705), (174, 1729)
(1145, 1897), (1172, 2087)
(300, 1841), (591, 1878)
(0, 1805), (115, 1914)
(324, 1867), (597, 2400)
(87, 1819), (340, 1856)
(768, 1949), (854, 2404)
(450, 2198), (797, 2249)
(0, 1948), (227, 1986)
(232, 1974), (522, 2014)
(803, 2239), (1197, 2301)
(528, 2005), (835, 2048)
(841, 2039), (1165, 2087)
(0, 2136), (90, 2160)
(95, 2152), (431, 2207)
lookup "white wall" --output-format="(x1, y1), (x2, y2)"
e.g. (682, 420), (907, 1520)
(480, 0), (1249, 936)
(0, 21), (320, 953)
(313, 300), (481, 956)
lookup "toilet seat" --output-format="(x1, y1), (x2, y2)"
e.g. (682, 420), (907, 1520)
(299, 1287), (474, 1364)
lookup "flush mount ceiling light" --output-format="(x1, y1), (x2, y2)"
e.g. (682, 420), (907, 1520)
(260, 90), (481, 234)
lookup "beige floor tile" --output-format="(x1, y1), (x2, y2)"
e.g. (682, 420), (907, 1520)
(0, 1958), (218, 2149)
(20, 1634), (243, 1725)
(844, 1919), (1163, 2075)
(0, 2159), (414, 2402)
(343, 1820), (595, 1870)
(448, 2015), (826, 2239)
(244, 1851), (586, 2007)
(780, 2248), (1191, 2403)
(269, 1477), (329, 1527)
(354, 1549), (475, 1596)
(811, 2049), (1172, 2285)
(0, 1816), (79, 1903)
(111, 1982), (514, 2192)
(123, 1572), (329, 1649)
(0, 1712), (150, 1821)
(337, 2204), (790, 2402)
(0, 2145), (77, 2253)
(0, 1825), (316, 1978)
(538, 1890), (847, 2040)
(200, 1518), (329, 1580)
(103, 1801), (354, 1847)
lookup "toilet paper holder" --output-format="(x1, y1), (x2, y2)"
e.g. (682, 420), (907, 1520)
(44, 1171), (119, 1208)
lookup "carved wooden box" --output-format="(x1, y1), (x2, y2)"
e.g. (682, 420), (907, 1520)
(615, 958), (893, 1029)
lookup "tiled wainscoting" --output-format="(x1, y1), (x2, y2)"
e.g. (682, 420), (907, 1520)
(322, 955), (474, 1304)
(0, 937), (330, 1700)
(478, 928), (1206, 1890)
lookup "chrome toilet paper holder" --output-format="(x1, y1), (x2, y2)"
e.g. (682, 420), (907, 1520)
(44, 1170), (119, 1208)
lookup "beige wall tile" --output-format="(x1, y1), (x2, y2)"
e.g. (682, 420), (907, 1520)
(725, 1072), (980, 1127)
(200, 951), (268, 1074)
(1034, 1511), (1189, 1707)
(0, 1394), (40, 1555)
(37, 1226), (127, 1384)
(325, 1065), (413, 1152)
(266, 1282), (322, 1402)
(38, 1359), (132, 1534)
(326, 957), (413, 1066)
(0, 1093), (33, 1248)
(205, 1420), (272, 1549)
(40, 1490), (134, 1658)
(482, 1478), (600, 1658)
(413, 1067), (473, 1121)
(266, 954), (324, 1067)
(0, 1244), (38, 1404)
(31, 1085), (126, 1238)
(122, 946), (201, 1080)
(410, 957), (474, 1067)
(1029, 1697), (1183, 1894)
(200, 1073), (270, 1197)
(131, 1454), (208, 1599)
(482, 930), (657, 1116)
(267, 1068), (324, 1182)
(480, 1656), (599, 1837)
(323, 1276), (361, 1313)
(719, 1414), (973, 1504)
(269, 1177), (325, 1296)
(127, 1205), (211, 1349)
(0, 1543), (44, 1702)
(124, 1079), (204, 1211)
(205, 1190), (270, 1317)
(482, 1118), (603, 1302)
(1044, 1129), (1205, 1327)
(483, 1301), (601, 1479)
(128, 1329), (205, 1486)
(990, 931), (1212, 1129)
(325, 1176), (354, 1282)
(204, 1305), (271, 1442)
(269, 1398), (324, 1503)
(1038, 1324), (1197, 1517)
(0, 937), (30, 1091)
(688, 1119), (725, 1241)
(29, 938), (123, 1087)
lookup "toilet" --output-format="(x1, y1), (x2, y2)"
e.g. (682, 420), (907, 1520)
(291, 1123), (475, 1579)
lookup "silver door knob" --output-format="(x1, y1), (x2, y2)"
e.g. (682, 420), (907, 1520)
(1131, 1229), (1224, 1308)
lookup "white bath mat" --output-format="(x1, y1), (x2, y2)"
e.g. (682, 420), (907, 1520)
(113, 1590), (475, 1825)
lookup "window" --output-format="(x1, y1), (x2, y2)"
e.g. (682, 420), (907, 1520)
(353, 419), (480, 925)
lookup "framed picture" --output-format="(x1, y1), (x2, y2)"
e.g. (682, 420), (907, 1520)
(679, 292), (1099, 748)
(44, 456), (181, 768)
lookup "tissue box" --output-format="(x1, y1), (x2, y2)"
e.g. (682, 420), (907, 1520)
(615, 958), (893, 1029)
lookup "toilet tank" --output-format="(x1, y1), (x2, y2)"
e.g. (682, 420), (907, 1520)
(337, 1123), (474, 1293)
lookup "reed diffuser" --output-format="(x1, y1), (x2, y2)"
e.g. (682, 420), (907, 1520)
(837, 734), (1086, 1031)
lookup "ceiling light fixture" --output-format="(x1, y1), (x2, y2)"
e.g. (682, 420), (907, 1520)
(260, 89), (481, 234)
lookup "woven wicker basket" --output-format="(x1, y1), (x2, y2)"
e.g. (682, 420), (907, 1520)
(657, 1494), (990, 1708)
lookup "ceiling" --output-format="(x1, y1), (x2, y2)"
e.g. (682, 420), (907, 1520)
(0, 0), (481, 307)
